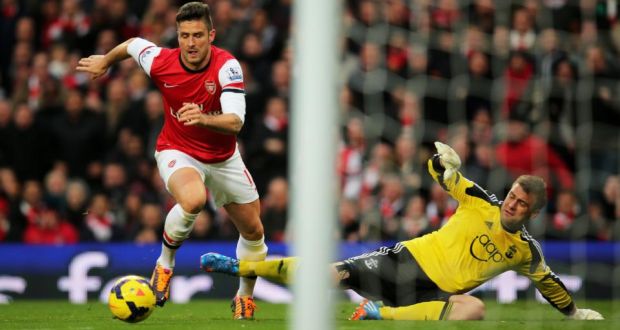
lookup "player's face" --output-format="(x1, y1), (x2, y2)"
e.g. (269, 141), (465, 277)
(500, 183), (538, 230)
(177, 19), (215, 70)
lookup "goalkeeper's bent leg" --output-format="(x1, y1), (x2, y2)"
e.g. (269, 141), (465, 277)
(378, 295), (484, 320)
(379, 301), (452, 320)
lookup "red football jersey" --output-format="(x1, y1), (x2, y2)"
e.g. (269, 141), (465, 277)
(128, 38), (245, 163)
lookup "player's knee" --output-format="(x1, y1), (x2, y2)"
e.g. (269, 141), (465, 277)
(241, 225), (265, 241)
(177, 193), (206, 214)
(449, 295), (485, 320)
(466, 297), (485, 320)
(241, 223), (264, 241)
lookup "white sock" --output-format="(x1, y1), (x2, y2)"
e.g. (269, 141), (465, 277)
(236, 235), (268, 296)
(157, 204), (198, 269)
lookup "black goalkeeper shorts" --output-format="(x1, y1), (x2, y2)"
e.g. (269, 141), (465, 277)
(335, 243), (451, 307)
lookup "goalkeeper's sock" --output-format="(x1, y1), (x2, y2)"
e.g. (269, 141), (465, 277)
(379, 301), (453, 320)
(239, 257), (298, 284)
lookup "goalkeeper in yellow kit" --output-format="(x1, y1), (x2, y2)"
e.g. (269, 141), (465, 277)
(200, 142), (603, 321)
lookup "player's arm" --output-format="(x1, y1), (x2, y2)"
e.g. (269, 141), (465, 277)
(428, 142), (498, 206)
(516, 241), (603, 320)
(177, 103), (243, 135)
(76, 38), (136, 80)
(180, 59), (246, 135)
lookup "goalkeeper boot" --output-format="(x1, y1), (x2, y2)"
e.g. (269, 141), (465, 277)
(231, 295), (257, 320)
(150, 263), (173, 307)
(200, 252), (239, 276)
(349, 300), (382, 320)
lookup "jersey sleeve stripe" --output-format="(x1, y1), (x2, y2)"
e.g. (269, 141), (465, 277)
(222, 88), (245, 94)
(539, 273), (575, 315)
(520, 229), (544, 273)
(222, 82), (244, 89)
(430, 155), (449, 191)
(464, 183), (500, 206)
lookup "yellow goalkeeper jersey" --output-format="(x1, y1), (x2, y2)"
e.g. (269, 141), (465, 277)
(402, 156), (574, 314)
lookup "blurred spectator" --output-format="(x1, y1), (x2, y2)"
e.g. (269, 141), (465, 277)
(49, 89), (105, 178)
(501, 52), (535, 118)
(545, 190), (579, 240)
(582, 45), (620, 190)
(469, 0), (495, 34)
(46, 0), (91, 53)
(398, 195), (432, 240)
(377, 174), (405, 240)
(23, 207), (78, 244)
(362, 143), (397, 197)
(510, 7), (536, 51)
(463, 50), (493, 122)
(540, 57), (578, 167)
(64, 179), (89, 228)
(101, 162), (128, 213)
(132, 202), (164, 243)
(426, 182), (457, 228)
(142, 90), (165, 156)
(0, 100), (12, 165)
(583, 201), (612, 241)
(80, 192), (124, 242)
(246, 96), (288, 196)
(0, 196), (9, 241)
(6, 102), (53, 181)
(394, 134), (422, 193)
(265, 59), (290, 99)
(0, 168), (20, 241)
(261, 177), (288, 242)
(43, 167), (67, 211)
(430, 0), (461, 31)
(211, 0), (246, 54)
(602, 175), (620, 221)
(338, 117), (366, 199)
(339, 198), (361, 242)
(495, 114), (575, 194)
(190, 209), (219, 241)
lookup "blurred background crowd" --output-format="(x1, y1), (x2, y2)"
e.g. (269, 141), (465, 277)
(0, 0), (619, 245)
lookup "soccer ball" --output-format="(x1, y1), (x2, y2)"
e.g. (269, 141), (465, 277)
(108, 275), (156, 323)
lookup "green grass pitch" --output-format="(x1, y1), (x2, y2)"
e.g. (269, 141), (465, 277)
(0, 300), (618, 329)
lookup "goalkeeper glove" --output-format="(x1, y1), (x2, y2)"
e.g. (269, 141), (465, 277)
(434, 141), (461, 180)
(567, 308), (604, 320)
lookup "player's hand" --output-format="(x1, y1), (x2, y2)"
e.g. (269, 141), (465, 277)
(177, 103), (204, 126)
(76, 55), (109, 80)
(434, 141), (461, 180)
(567, 308), (604, 320)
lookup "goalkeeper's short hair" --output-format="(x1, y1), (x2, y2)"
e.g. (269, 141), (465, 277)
(514, 175), (547, 212)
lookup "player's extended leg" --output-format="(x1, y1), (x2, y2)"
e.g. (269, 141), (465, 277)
(225, 200), (268, 320)
(152, 167), (205, 306)
(201, 253), (298, 284)
(351, 295), (485, 321)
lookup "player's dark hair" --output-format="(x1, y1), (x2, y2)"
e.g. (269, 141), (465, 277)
(514, 175), (547, 212)
(176, 2), (213, 30)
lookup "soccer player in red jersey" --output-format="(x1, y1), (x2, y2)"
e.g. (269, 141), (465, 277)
(77, 2), (266, 319)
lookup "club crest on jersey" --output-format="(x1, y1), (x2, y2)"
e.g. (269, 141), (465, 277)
(204, 80), (216, 94)
(168, 160), (176, 168)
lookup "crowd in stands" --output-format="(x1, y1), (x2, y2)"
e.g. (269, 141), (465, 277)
(0, 0), (618, 244)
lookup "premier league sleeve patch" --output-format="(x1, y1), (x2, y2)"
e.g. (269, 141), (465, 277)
(227, 66), (243, 81)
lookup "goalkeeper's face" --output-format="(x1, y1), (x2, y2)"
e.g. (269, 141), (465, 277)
(177, 20), (216, 70)
(500, 183), (537, 229)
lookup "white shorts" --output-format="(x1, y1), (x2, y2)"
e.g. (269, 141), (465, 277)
(154, 148), (259, 208)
